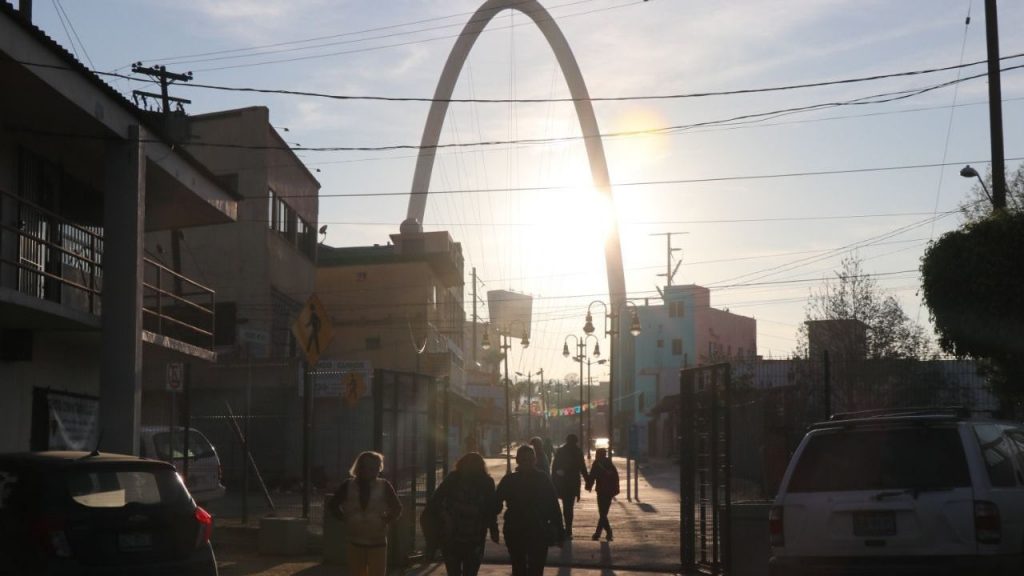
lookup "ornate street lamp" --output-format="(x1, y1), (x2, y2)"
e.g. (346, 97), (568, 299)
(583, 300), (643, 456)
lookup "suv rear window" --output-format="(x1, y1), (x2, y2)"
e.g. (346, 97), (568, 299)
(152, 432), (215, 460)
(787, 426), (970, 493)
(67, 469), (187, 508)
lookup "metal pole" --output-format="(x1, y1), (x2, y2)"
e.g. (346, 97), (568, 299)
(823, 350), (831, 419)
(984, 0), (1007, 209)
(626, 436), (632, 502)
(243, 355), (251, 523)
(526, 373), (532, 438)
(504, 335), (512, 474)
(183, 363), (191, 483)
(302, 363), (312, 519)
(578, 340), (585, 450)
(586, 359), (592, 460)
(608, 312), (615, 458)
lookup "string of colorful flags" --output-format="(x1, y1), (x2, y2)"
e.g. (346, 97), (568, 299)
(533, 397), (607, 417)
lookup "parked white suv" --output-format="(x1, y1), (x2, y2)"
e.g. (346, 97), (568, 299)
(140, 426), (226, 503)
(770, 409), (1024, 575)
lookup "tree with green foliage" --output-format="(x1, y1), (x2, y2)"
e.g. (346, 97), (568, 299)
(797, 255), (932, 359)
(920, 209), (1024, 406)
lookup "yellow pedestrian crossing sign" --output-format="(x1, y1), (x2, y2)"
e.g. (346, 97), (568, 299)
(342, 372), (367, 407)
(292, 294), (333, 365)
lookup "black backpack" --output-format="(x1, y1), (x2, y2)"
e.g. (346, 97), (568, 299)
(441, 476), (485, 544)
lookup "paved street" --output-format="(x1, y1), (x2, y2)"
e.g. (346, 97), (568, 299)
(213, 455), (683, 575)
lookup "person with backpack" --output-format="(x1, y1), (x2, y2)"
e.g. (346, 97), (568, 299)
(495, 445), (564, 576)
(327, 451), (402, 576)
(422, 452), (499, 576)
(551, 434), (589, 539)
(585, 448), (620, 541)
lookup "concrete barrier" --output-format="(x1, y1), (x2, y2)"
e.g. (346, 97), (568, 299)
(259, 516), (308, 556)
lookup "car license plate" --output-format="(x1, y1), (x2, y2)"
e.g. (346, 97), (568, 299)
(853, 511), (897, 537)
(118, 532), (153, 551)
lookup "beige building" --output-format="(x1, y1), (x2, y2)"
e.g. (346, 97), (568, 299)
(317, 230), (480, 464)
(142, 106), (321, 485)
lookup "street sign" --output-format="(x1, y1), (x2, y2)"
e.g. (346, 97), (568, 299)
(166, 362), (184, 393)
(300, 359), (373, 398)
(342, 371), (367, 407)
(292, 294), (334, 365)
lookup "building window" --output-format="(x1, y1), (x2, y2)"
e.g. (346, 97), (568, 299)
(657, 339), (664, 349)
(672, 338), (682, 356)
(365, 336), (381, 350)
(669, 301), (685, 318)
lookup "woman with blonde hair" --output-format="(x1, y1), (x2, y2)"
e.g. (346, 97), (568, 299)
(327, 451), (402, 576)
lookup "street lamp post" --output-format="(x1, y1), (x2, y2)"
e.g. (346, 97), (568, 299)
(563, 334), (600, 455)
(584, 357), (607, 459)
(583, 300), (642, 457)
(482, 321), (529, 474)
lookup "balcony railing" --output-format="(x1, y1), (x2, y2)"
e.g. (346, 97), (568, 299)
(142, 257), (216, 353)
(2, 188), (216, 354)
(0, 188), (103, 316)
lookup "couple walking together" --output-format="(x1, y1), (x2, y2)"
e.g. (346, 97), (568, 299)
(426, 434), (620, 576)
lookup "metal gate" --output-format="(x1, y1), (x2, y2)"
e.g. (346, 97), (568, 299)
(373, 370), (443, 564)
(680, 363), (731, 575)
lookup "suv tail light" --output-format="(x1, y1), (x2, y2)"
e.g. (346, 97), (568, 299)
(31, 516), (71, 558)
(975, 501), (1001, 544)
(769, 505), (785, 547)
(194, 506), (213, 547)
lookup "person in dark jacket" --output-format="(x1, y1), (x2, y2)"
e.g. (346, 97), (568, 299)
(551, 434), (589, 538)
(585, 448), (620, 541)
(529, 437), (550, 476)
(423, 453), (499, 576)
(495, 445), (564, 576)
(326, 451), (402, 576)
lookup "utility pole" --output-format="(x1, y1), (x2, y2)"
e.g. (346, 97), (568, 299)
(472, 268), (478, 366)
(651, 232), (688, 287)
(131, 63), (193, 115)
(984, 0), (1007, 209)
(131, 64), (193, 295)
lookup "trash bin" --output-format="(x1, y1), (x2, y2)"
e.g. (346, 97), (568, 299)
(729, 501), (772, 576)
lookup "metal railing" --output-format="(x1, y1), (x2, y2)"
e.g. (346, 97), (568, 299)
(142, 257), (216, 352)
(0, 188), (103, 316)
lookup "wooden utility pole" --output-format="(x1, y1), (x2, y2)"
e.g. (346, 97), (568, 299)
(984, 0), (1007, 209)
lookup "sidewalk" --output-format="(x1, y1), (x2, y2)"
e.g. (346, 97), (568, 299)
(212, 456), (683, 575)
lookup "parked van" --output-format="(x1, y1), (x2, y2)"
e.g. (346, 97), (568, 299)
(770, 408), (1024, 575)
(139, 426), (226, 503)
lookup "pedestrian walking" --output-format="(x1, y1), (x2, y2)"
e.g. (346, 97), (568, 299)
(529, 437), (550, 476)
(551, 433), (589, 539)
(495, 445), (565, 576)
(585, 448), (620, 541)
(327, 451), (402, 576)
(422, 453), (499, 576)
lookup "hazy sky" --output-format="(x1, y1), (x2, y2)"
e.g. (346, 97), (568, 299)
(30, 0), (1024, 381)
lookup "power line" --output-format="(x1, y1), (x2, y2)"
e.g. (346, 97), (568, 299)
(255, 211), (952, 227)
(133, 0), (607, 69)
(194, 1), (645, 72)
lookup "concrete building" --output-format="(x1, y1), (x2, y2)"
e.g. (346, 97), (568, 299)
(316, 229), (475, 470)
(141, 107), (321, 486)
(0, 3), (238, 454)
(634, 284), (757, 458)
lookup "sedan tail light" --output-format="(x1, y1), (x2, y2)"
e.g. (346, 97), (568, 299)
(769, 505), (785, 547)
(31, 516), (71, 558)
(194, 506), (213, 547)
(974, 501), (1001, 544)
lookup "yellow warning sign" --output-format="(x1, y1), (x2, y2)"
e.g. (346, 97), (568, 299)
(342, 372), (367, 407)
(292, 294), (334, 365)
